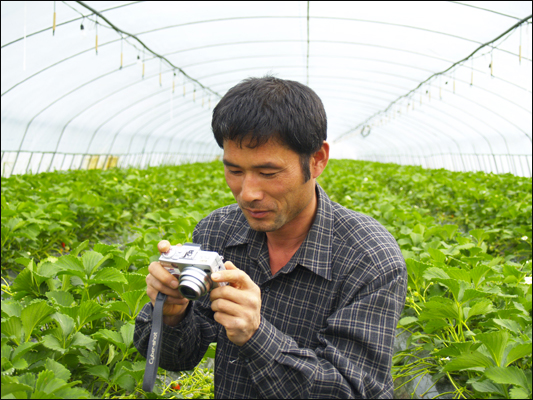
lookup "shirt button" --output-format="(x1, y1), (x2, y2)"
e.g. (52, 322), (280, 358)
(244, 357), (250, 363)
(263, 286), (270, 293)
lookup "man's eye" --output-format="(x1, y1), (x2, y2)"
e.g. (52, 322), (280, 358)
(260, 172), (276, 177)
(228, 170), (242, 175)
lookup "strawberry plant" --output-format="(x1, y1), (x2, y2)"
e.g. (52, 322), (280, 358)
(2, 159), (531, 399)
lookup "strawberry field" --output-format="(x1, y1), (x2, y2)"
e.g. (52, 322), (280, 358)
(1, 160), (531, 399)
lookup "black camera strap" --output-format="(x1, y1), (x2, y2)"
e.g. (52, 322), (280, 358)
(142, 291), (167, 392)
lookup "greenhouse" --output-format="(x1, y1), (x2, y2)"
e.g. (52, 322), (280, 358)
(1, 1), (531, 399)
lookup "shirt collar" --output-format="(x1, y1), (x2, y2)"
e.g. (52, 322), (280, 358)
(225, 183), (334, 281)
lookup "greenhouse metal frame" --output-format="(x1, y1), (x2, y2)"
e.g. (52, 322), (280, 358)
(1, 1), (531, 177)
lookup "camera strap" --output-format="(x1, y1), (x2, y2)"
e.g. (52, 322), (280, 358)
(142, 291), (167, 392)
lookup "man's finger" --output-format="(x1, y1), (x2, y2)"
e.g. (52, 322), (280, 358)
(157, 240), (182, 254)
(212, 262), (255, 289)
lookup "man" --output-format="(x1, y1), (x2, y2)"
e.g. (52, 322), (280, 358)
(134, 76), (407, 398)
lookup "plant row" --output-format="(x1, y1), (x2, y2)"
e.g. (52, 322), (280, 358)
(1, 160), (532, 399)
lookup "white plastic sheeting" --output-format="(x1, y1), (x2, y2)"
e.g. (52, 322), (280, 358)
(1, 1), (532, 177)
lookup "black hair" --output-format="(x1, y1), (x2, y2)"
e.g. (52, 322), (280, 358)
(211, 75), (327, 181)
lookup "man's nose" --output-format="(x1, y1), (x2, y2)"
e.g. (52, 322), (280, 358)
(241, 174), (263, 203)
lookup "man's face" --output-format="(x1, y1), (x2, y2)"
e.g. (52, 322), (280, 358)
(223, 138), (316, 233)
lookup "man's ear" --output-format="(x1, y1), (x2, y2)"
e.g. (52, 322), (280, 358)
(311, 141), (329, 179)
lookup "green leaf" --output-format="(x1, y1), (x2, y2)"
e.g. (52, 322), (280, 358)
(423, 267), (450, 280)
(21, 300), (54, 342)
(509, 387), (531, 399)
(1, 380), (33, 397)
(104, 301), (132, 317)
(1, 316), (22, 343)
(11, 341), (39, 362)
(11, 268), (36, 294)
(76, 300), (107, 329)
(51, 312), (75, 339)
(46, 291), (75, 307)
(86, 364), (110, 382)
(42, 334), (67, 354)
(92, 329), (126, 353)
(470, 379), (504, 395)
(70, 332), (97, 351)
(120, 289), (150, 317)
(506, 343), (533, 366)
(442, 350), (494, 372)
(410, 232), (424, 247)
(466, 299), (494, 322)
(419, 298), (460, 321)
(485, 366), (528, 388)
(444, 267), (471, 283)
(94, 242), (120, 256)
(470, 229), (489, 244)
(203, 342), (217, 361)
(398, 316), (418, 326)
(111, 361), (136, 391)
(45, 358), (71, 381)
(81, 251), (104, 278)
(54, 255), (86, 280)
(477, 331), (509, 367)
(120, 323), (135, 349)
(78, 349), (100, 365)
(1, 301), (22, 318)
(428, 248), (446, 263)
(493, 318), (522, 333)
(70, 240), (89, 257)
(89, 267), (127, 285)
(121, 361), (147, 382)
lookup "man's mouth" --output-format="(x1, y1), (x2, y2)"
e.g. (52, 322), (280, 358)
(246, 209), (270, 218)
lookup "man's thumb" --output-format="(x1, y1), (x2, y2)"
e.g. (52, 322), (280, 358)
(224, 261), (238, 270)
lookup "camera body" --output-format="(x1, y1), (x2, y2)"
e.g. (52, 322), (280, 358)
(159, 243), (226, 300)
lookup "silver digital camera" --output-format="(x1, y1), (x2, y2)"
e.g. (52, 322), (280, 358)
(159, 243), (227, 300)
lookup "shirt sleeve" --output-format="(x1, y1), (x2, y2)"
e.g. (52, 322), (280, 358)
(237, 264), (407, 399)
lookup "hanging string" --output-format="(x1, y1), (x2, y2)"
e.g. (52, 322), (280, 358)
(142, 48), (145, 79)
(470, 58), (474, 86)
(53, 1), (56, 36)
(172, 71), (175, 94)
(95, 16), (98, 55)
(170, 80), (173, 120)
(23, 1), (27, 71)
(490, 48), (494, 77)
(519, 24), (522, 64)
(120, 34), (123, 69)
(193, 84), (196, 102)
(453, 68), (456, 94)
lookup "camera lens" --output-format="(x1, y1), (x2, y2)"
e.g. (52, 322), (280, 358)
(179, 285), (199, 300)
(178, 266), (212, 300)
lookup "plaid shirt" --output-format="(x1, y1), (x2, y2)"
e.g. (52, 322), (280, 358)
(134, 184), (407, 398)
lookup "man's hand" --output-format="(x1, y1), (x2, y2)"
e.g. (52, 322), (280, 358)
(210, 261), (261, 347)
(146, 240), (190, 326)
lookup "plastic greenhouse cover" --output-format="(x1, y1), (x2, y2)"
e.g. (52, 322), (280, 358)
(1, 1), (532, 176)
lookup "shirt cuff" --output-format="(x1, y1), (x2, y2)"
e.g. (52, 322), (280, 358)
(238, 317), (284, 370)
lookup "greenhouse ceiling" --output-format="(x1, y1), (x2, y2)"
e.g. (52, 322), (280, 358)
(1, 1), (532, 177)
